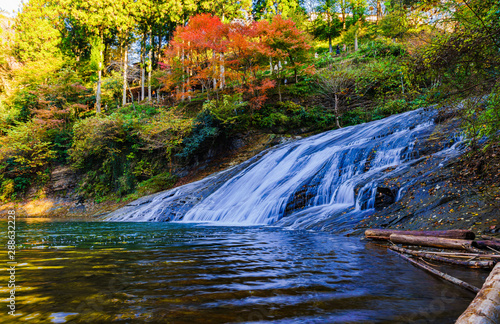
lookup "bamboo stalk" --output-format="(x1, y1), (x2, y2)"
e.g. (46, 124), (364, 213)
(390, 234), (478, 250)
(390, 250), (480, 294)
(389, 246), (495, 269)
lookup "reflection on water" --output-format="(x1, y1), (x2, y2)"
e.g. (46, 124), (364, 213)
(0, 221), (486, 323)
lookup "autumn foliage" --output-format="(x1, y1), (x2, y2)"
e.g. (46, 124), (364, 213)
(161, 14), (311, 109)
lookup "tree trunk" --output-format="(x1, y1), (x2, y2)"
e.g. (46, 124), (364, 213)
(148, 31), (152, 103)
(181, 47), (185, 102)
(96, 36), (103, 113)
(212, 51), (217, 90)
(157, 34), (162, 68)
(354, 31), (358, 51)
(220, 53), (225, 89)
(365, 229), (476, 241)
(141, 33), (146, 101)
(341, 0), (346, 30)
(127, 81), (134, 103)
(328, 18), (332, 53)
(376, 0), (382, 24)
(456, 263), (500, 323)
(389, 246), (495, 269)
(334, 93), (341, 128)
(96, 68), (102, 113)
(122, 45), (128, 106)
(278, 74), (282, 102)
(389, 234), (478, 250)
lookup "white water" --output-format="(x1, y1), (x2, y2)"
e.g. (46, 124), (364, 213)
(107, 108), (460, 228)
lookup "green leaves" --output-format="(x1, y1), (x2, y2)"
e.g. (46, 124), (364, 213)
(89, 36), (105, 72)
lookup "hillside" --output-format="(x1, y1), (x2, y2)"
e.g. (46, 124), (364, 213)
(0, 0), (499, 234)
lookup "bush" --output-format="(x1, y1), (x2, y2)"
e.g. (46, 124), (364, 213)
(373, 98), (409, 120)
(0, 179), (15, 202)
(70, 114), (137, 197)
(463, 90), (500, 148)
(0, 122), (56, 198)
(101, 71), (123, 109)
(359, 39), (407, 58)
(136, 172), (177, 196)
(177, 94), (247, 161)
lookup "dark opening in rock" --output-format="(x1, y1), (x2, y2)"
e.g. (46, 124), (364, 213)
(374, 187), (398, 210)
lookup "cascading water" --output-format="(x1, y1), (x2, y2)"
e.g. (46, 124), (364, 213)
(106, 108), (462, 231)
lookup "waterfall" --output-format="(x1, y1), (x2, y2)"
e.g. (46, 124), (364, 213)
(106, 108), (461, 230)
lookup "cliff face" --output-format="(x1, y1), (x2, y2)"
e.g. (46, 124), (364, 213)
(355, 121), (500, 236)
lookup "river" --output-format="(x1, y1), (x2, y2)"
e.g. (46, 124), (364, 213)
(0, 220), (486, 323)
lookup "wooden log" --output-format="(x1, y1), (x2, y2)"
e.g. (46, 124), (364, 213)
(422, 251), (500, 261)
(365, 229), (475, 241)
(480, 235), (500, 242)
(456, 263), (500, 324)
(389, 234), (478, 250)
(390, 250), (480, 294)
(388, 246), (495, 269)
(475, 240), (500, 250)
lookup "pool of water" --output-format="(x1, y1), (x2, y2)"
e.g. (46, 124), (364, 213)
(0, 220), (487, 323)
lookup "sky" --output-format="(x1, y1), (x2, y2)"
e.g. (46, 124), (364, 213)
(0, 0), (24, 17)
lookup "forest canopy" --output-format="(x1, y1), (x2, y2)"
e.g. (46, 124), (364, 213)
(0, 0), (498, 202)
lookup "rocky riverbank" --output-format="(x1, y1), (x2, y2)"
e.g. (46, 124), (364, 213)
(354, 129), (500, 237)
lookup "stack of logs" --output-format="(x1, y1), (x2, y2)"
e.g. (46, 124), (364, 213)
(365, 229), (500, 323)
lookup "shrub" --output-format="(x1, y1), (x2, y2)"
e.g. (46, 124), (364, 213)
(177, 95), (247, 161)
(359, 39), (407, 58)
(0, 122), (56, 198)
(373, 98), (409, 120)
(136, 172), (177, 196)
(69, 114), (137, 197)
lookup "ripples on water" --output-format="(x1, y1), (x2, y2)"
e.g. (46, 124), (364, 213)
(0, 221), (486, 323)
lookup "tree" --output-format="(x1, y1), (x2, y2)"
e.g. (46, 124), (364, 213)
(253, 0), (302, 21)
(338, 0), (348, 30)
(12, 0), (63, 63)
(312, 0), (342, 53)
(133, 0), (181, 103)
(317, 67), (353, 128)
(199, 0), (252, 22)
(0, 14), (14, 96)
(256, 15), (311, 100)
(163, 14), (227, 100)
(62, 0), (116, 113)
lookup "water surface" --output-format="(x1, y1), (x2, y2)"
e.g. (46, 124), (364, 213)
(0, 221), (485, 323)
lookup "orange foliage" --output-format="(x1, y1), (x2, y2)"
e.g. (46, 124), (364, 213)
(161, 14), (311, 108)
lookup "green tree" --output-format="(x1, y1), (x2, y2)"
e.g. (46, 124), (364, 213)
(312, 0), (342, 53)
(253, 0), (302, 20)
(12, 0), (63, 63)
(62, 0), (116, 113)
